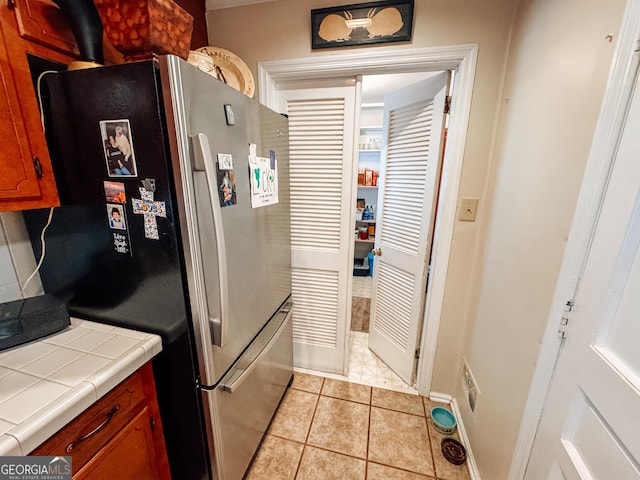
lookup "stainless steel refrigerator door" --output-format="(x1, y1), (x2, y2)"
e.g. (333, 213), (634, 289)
(202, 303), (293, 480)
(159, 55), (292, 387)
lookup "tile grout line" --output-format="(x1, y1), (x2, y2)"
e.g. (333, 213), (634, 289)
(293, 376), (324, 479)
(278, 375), (455, 479)
(365, 386), (372, 480)
(424, 398), (439, 480)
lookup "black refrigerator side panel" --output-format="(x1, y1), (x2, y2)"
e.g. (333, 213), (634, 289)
(23, 62), (211, 479)
(24, 61), (187, 342)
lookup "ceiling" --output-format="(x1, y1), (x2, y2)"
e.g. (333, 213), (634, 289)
(361, 72), (436, 103)
(206, 0), (275, 9)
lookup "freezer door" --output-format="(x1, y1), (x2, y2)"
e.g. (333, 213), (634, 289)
(202, 303), (293, 480)
(159, 55), (292, 386)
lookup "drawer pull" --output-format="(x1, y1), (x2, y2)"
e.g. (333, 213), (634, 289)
(66, 404), (120, 452)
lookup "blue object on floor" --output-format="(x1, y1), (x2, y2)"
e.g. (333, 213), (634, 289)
(368, 252), (374, 276)
(431, 407), (457, 434)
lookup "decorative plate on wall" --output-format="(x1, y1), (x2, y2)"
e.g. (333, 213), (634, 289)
(196, 46), (255, 98)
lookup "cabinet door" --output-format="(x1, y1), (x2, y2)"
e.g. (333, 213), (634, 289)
(0, 12), (52, 207)
(13, 0), (77, 56)
(12, 0), (123, 64)
(74, 407), (169, 480)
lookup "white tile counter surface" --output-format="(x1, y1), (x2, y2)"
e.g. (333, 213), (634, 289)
(0, 318), (162, 456)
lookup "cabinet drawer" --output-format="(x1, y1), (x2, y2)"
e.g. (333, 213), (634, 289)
(74, 407), (165, 480)
(32, 364), (152, 470)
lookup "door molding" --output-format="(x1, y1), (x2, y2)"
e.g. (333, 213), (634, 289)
(508, 0), (640, 477)
(258, 44), (478, 394)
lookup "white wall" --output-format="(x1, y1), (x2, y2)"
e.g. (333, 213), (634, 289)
(0, 213), (43, 302)
(0, 0), (627, 476)
(204, 0), (628, 477)
(456, 0), (627, 478)
(207, 0), (518, 400)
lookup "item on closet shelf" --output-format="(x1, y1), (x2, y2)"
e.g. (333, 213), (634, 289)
(353, 256), (369, 276)
(356, 209), (363, 221)
(372, 171), (378, 186)
(365, 169), (373, 186)
(358, 227), (368, 240)
(368, 224), (375, 236)
(358, 170), (365, 186)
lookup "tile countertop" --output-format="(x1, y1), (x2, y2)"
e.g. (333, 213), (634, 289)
(0, 318), (162, 456)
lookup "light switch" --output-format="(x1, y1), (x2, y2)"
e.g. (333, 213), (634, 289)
(459, 197), (478, 222)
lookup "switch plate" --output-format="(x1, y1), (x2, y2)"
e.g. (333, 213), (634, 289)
(459, 197), (479, 221)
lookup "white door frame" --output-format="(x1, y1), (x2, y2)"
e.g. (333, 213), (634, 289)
(258, 44), (478, 395)
(508, 0), (640, 477)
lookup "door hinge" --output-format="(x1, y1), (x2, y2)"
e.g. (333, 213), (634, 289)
(557, 300), (573, 339)
(444, 95), (452, 114)
(33, 156), (43, 178)
(150, 416), (156, 432)
(415, 347), (421, 360)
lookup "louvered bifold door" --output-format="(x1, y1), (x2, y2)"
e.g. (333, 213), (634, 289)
(279, 85), (356, 373)
(369, 73), (450, 384)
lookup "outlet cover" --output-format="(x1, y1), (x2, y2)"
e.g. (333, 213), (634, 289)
(459, 197), (479, 221)
(462, 357), (480, 413)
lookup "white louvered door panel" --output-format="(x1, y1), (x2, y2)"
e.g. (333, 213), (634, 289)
(369, 73), (449, 384)
(279, 85), (356, 373)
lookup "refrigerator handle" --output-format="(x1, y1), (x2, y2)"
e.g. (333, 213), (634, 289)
(191, 133), (228, 348)
(220, 307), (293, 393)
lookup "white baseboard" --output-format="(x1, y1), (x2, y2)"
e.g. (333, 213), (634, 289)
(431, 391), (481, 480)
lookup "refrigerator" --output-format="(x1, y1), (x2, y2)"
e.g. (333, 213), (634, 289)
(23, 55), (293, 480)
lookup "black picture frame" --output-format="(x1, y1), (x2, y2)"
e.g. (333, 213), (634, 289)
(311, 0), (414, 49)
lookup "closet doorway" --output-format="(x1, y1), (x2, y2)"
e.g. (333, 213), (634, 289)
(349, 72), (449, 392)
(259, 44), (477, 396)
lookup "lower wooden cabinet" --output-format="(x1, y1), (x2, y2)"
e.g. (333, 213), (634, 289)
(31, 362), (171, 480)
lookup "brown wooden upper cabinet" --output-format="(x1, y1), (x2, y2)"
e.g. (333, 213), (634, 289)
(0, 0), (124, 212)
(0, 0), (206, 212)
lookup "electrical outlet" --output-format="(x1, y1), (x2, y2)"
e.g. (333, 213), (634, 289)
(462, 358), (479, 412)
(458, 197), (479, 222)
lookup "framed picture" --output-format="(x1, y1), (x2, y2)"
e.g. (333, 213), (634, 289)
(311, 0), (414, 49)
(99, 119), (138, 177)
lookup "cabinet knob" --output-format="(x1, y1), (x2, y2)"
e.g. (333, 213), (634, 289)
(371, 248), (382, 257)
(33, 157), (43, 178)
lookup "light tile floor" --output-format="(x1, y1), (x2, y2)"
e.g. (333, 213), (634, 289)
(352, 275), (373, 298)
(348, 332), (417, 394)
(247, 373), (472, 480)
(350, 275), (416, 394)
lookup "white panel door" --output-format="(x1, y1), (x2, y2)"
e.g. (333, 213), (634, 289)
(526, 69), (640, 479)
(369, 73), (449, 384)
(278, 85), (357, 373)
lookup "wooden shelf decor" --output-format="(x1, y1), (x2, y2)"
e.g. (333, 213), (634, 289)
(94, 0), (194, 61)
